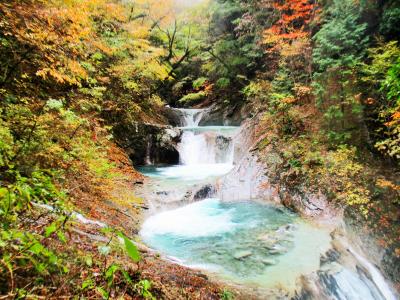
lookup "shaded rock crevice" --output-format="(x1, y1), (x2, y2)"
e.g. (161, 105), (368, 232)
(113, 122), (181, 166)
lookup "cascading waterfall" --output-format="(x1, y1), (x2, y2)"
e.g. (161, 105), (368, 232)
(348, 247), (396, 300)
(176, 108), (205, 127)
(177, 108), (235, 166)
(138, 108), (237, 181)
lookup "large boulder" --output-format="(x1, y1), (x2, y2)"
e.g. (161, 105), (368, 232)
(198, 103), (247, 126)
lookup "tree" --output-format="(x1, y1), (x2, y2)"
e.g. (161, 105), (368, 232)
(312, 0), (369, 145)
(264, 0), (317, 46)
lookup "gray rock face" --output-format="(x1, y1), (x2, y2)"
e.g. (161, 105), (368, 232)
(112, 122), (182, 165)
(198, 103), (244, 126)
(217, 118), (280, 202)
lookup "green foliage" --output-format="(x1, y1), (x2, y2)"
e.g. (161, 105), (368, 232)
(313, 0), (368, 72)
(312, 0), (369, 146)
(0, 124), (13, 168)
(361, 41), (400, 159)
(220, 288), (234, 300)
(0, 170), (70, 296)
(193, 77), (208, 89)
(136, 279), (155, 300)
(379, 6), (400, 40)
(118, 232), (141, 262)
(242, 81), (262, 98)
(216, 78), (231, 88)
(178, 91), (207, 106)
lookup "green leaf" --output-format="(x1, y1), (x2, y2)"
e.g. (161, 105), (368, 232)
(45, 223), (57, 237)
(97, 287), (109, 299)
(29, 242), (45, 255)
(121, 269), (133, 285)
(105, 264), (119, 286)
(57, 231), (67, 243)
(118, 232), (140, 262)
(0, 187), (8, 198)
(35, 263), (46, 273)
(82, 279), (94, 290)
(85, 256), (93, 267)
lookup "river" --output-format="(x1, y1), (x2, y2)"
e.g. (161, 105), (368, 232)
(137, 108), (397, 300)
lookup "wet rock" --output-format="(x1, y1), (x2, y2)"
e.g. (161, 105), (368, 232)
(112, 122), (181, 165)
(234, 250), (253, 260)
(162, 107), (182, 126)
(320, 249), (341, 265)
(156, 191), (169, 196)
(198, 103), (244, 126)
(261, 258), (277, 265)
(194, 185), (216, 200)
(131, 203), (149, 210)
(269, 245), (287, 255)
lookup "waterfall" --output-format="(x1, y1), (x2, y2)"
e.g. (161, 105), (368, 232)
(348, 247), (397, 300)
(178, 108), (205, 127)
(145, 137), (152, 165)
(175, 108), (235, 166)
(315, 244), (397, 300)
(178, 131), (234, 165)
(319, 267), (386, 300)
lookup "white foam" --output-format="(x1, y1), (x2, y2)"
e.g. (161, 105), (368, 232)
(178, 131), (234, 166)
(140, 198), (236, 238)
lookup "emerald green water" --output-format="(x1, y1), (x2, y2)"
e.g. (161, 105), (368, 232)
(140, 198), (331, 290)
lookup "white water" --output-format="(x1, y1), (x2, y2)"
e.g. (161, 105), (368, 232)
(177, 108), (235, 166)
(140, 198), (332, 292)
(140, 108), (236, 181)
(176, 108), (205, 127)
(178, 131), (234, 165)
(140, 164), (233, 181)
(349, 247), (397, 300)
(141, 198), (236, 238)
(331, 268), (385, 300)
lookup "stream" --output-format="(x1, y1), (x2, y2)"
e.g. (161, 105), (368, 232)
(137, 108), (397, 299)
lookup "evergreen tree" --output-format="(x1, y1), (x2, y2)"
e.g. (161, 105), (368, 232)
(313, 0), (368, 72)
(312, 0), (369, 145)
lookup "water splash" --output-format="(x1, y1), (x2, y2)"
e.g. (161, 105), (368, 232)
(173, 108), (236, 167)
(319, 266), (386, 300)
(348, 247), (397, 300)
(178, 131), (234, 165)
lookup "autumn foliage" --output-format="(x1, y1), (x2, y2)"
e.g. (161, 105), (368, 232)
(264, 0), (317, 50)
